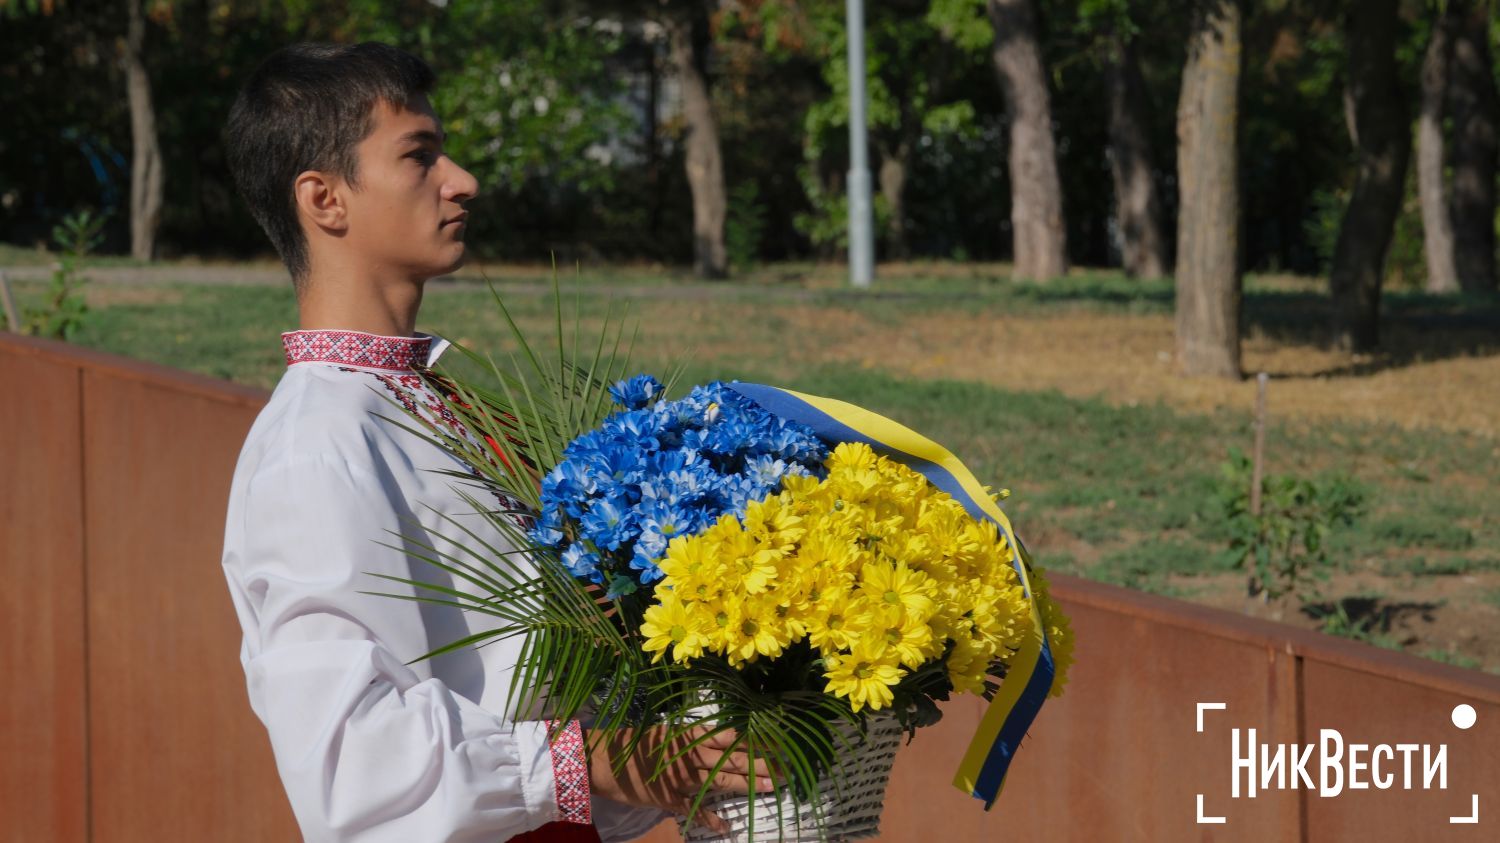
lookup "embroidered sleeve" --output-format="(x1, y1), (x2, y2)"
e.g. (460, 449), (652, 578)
(545, 719), (593, 825)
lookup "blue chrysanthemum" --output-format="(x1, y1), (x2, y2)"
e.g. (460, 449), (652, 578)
(609, 375), (664, 410)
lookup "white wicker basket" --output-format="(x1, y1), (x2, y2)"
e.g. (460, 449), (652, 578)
(679, 715), (904, 843)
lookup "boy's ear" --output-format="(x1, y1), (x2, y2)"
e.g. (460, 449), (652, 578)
(293, 170), (348, 233)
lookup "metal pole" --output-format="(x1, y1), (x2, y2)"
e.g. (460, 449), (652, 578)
(846, 0), (874, 288)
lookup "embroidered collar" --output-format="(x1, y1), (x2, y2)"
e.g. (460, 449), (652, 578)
(282, 329), (449, 371)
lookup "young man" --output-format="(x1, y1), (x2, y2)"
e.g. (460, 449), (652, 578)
(219, 42), (769, 842)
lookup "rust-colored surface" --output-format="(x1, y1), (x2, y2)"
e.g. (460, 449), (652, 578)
(1, 347), (88, 843)
(7, 332), (1500, 842)
(80, 368), (295, 841)
(1301, 660), (1499, 841)
(977, 593), (1302, 842)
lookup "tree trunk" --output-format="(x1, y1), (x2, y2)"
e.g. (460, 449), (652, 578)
(877, 142), (910, 260)
(1418, 1), (1459, 293)
(1448, 0), (1498, 293)
(1105, 32), (1168, 279)
(1175, 0), (1242, 379)
(987, 0), (1067, 281)
(1330, 0), (1410, 351)
(666, 8), (728, 279)
(125, 0), (163, 262)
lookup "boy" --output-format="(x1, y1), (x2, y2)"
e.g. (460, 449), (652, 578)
(219, 42), (768, 842)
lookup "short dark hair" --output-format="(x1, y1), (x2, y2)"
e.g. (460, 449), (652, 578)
(224, 42), (435, 287)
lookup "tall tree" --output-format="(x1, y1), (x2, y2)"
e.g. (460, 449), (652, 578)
(987, 0), (1067, 280)
(124, 0), (163, 261)
(1448, 0), (1498, 293)
(1417, 0), (1458, 293)
(1104, 20), (1168, 278)
(1174, 0), (1242, 378)
(1329, 0), (1410, 351)
(666, 2), (729, 279)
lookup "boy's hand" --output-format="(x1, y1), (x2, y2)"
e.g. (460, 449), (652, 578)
(586, 726), (777, 834)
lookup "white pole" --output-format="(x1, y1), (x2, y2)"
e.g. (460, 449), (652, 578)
(846, 0), (874, 288)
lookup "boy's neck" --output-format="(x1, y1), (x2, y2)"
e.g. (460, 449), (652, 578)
(296, 267), (426, 338)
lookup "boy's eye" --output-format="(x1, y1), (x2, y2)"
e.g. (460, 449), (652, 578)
(408, 149), (436, 166)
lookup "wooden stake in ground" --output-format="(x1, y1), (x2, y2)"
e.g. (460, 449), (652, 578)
(1249, 371), (1268, 603)
(0, 271), (19, 333)
(1250, 371), (1268, 517)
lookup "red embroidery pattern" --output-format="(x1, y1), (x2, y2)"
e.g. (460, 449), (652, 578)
(373, 372), (470, 438)
(545, 719), (592, 825)
(283, 329), (430, 371)
(343, 367), (523, 513)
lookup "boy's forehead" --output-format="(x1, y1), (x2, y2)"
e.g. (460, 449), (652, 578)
(370, 96), (443, 142)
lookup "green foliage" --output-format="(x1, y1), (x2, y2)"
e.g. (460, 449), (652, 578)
(1091, 540), (1232, 595)
(1420, 647), (1481, 670)
(1378, 555), (1500, 576)
(1370, 513), (1475, 550)
(23, 208), (105, 341)
(5, 0), (1431, 275)
(790, 0), (994, 256)
(726, 180), (767, 271)
(1217, 447), (1364, 603)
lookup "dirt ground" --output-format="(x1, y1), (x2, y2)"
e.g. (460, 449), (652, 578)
(651, 297), (1500, 439)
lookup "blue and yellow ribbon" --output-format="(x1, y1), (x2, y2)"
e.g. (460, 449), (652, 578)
(729, 383), (1055, 809)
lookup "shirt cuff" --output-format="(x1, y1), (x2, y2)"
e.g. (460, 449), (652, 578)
(545, 719), (593, 825)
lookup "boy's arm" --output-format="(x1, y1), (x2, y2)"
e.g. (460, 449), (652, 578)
(222, 453), (591, 842)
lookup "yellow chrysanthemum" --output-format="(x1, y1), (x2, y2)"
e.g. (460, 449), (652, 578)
(824, 639), (904, 712)
(719, 524), (778, 594)
(807, 592), (875, 655)
(723, 594), (792, 664)
(1031, 567), (1075, 697)
(640, 593), (711, 664)
(742, 493), (805, 552)
(875, 611), (938, 668)
(858, 561), (936, 621)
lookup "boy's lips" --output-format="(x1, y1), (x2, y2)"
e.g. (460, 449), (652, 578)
(441, 212), (468, 228)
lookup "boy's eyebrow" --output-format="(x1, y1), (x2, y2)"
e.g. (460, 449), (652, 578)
(398, 128), (446, 145)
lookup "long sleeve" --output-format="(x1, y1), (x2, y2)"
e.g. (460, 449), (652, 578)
(223, 451), (577, 842)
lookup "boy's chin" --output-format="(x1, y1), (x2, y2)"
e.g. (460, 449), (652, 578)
(430, 246), (469, 279)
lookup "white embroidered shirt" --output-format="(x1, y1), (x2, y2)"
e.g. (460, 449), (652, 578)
(220, 329), (662, 842)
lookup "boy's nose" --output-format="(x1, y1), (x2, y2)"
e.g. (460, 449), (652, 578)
(445, 159), (481, 203)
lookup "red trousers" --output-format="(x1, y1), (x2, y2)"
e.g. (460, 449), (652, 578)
(508, 821), (603, 842)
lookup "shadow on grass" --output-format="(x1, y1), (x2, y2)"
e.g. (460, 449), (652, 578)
(1244, 290), (1500, 377)
(1301, 594), (1444, 647)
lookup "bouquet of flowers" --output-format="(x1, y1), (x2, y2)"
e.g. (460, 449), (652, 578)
(376, 290), (1073, 841)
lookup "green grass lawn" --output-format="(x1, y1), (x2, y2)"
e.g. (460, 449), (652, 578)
(11, 274), (1500, 671)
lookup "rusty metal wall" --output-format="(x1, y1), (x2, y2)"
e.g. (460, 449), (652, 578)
(4, 332), (1498, 842)
(1, 334), (297, 842)
(2, 343), (88, 843)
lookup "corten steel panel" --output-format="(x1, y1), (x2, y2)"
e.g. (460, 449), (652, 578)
(983, 592), (1303, 842)
(0, 346), (87, 843)
(1302, 659), (1500, 841)
(80, 368), (297, 841)
(872, 695), (988, 841)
